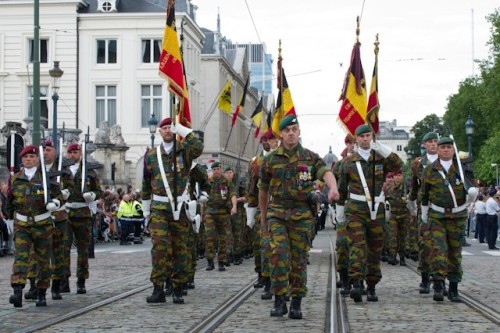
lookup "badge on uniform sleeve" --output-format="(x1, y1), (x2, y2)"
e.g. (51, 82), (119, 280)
(444, 179), (449, 186)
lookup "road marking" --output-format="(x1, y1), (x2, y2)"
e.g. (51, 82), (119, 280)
(462, 251), (473, 255)
(483, 251), (500, 256)
(309, 249), (323, 253)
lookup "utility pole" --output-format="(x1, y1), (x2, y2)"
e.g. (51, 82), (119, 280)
(32, 0), (41, 146)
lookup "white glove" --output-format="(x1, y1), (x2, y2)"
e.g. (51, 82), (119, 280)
(336, 205), (346, 225)
(198, 191), (209, 204)
(407, 199), (417, 217)
(245, 204), (258, 228)
(370, 141), (392, 158)
(385, 202), (391, 223)
(421, 205), (429, 224)
(82, 192), (96, 203)
(171, 123), (193, 137)
(46, 199), (61, 212)
(142, 199), (151, 218)
(466, 187), (479, 204)
(192, 215), (201, 233)
(61, 189), (70, 200)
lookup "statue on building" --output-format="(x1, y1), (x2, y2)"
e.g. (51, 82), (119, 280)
(110, 124), (126, 147)
(95, 121), (111, 144)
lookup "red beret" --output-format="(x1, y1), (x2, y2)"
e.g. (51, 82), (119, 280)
(393, 169), (403, 176)
(67, 143), (81, 153)
(159, 117), (172, 127)
(43, 140), (54, 147)
(344, 134), (355, 144)
(20, 145), (39, 157)
(386, 172), (394, 179)
(260, 128), (275, 142)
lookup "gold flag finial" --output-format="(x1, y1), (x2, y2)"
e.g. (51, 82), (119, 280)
(356, 16), (360, 42)
(374, 33), (380, 55)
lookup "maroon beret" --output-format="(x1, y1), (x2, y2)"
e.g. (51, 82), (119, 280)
(67, 143), (81, 153)
(260, 128), (275, 142)
(159, 117), (172, 127)
(393, 169), (403, 176)
(20, 145), (39, 157)
(43, 140), (54, 147)
(344, 134), (355, 144)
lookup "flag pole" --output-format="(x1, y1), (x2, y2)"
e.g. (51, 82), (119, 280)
(371, 32), (379, 212)
(223, 122), (234, 151)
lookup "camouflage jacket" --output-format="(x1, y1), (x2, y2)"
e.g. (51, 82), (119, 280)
(386, 182), (408, 217)
(247, 151), (267, 207)
(206, 176), (236, 214)
(7, 167), (62, 223)
(422, 159), (467, 209)
(258, 144), (328, 204)
(188, 163), (211, 199)
(337, 151), (402, 205)
(66, 163), (102, 218)
(409, 155), (432, 202)
(142, 133), (203, 212)
(47, 160), (69, 222)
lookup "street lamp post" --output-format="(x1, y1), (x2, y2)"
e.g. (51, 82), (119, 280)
(492, 163), (499, 187)
(148, 113), (158, 148)
(465, 115), (475, 159)
(49, 61), (63, 149)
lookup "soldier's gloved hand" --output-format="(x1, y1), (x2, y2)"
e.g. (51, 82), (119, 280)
(370, 142), (392, 158)
(421, 205), (429, 224)
(61, 189), (70, 200)
(407, 199), (417, 216)
(466, 187), (479, 204)
(170, 123), (193, 137)
(335, 205), (346, 225)
(245, 204), (258, 228)
(46, 199), (61, 212)
(82, 192), (96, 203)
(198, 191), (209, 204)
(142, 199), (151, 218)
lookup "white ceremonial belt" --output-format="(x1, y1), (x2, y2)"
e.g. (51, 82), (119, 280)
(153, 194), (170, 203)
(66, 202), (88, 209)
(16, 212), (52, 222)
(430, 203), (467, 214)
(349, 193), (385, 203)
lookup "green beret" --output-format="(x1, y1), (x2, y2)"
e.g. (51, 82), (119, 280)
(355, 124), (371, 136)
(211, 161), (221, 169)
(224, 166), (233, 172)
(279, 114), (299, 131)
(422, 132), (438, 142)
(437, 136), (454, 145)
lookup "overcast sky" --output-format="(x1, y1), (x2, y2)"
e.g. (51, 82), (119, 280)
(193, 0), (499, 157)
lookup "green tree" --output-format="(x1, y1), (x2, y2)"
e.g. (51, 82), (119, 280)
(405, 114), (444, 158)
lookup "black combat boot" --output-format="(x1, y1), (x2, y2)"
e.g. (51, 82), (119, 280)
(51, 280), (62, 300)
(447, 282), (461, 303)
(261, 277), (273, 300)
(387, 254), (398, 265)
(146, 284), (166, 303)
(206, 260), (215, 271)
(172, 287), (184, 304)
(24, 278), (37, 300)
(9, 284), (24, 308)
(60, 278), (70, 293)
(433, 280), (444, 302)
(360, 280), (367, 295)
(218, 262), (226, 271)
(164, 279), (172, 296)
(339, 269), (351, 296)
(182, 284), (188, 296)
(410, 251), (419, 261)
(399, 256), (406, 266)
(77, 278), (86, 294)
(186, 278), (195, 289)
(233, 254), (240, 265)
(350, 279), (363, 303)
(254, 273), (264, 288)
(366, 283), (378, 302)
(270, 295), (287, 317)
(288, 297), (303, 319)
(419, 273), (430, 294)
(381, 250), (388, 262)
(36, 288), (47, 307)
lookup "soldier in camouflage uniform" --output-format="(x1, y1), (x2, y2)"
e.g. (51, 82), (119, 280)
(259, 115), (339, 319)
(7, 145), (63, 307)
(336, 124), (402, 303)
(205, 162), (237, 271)
(65, 143), (103, 294)
(385, 169), (408, 266)
(408, 132), (438, 294)
(224, 165), (247, 265)
(421, 136), (477, 302)
(142, 117), (203, 304)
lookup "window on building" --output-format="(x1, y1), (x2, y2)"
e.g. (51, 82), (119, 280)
(96, 85), (117, 126)
(96, 39), (117, 64)
(27, 86), (49, 120)
(141, 84), (162, 127)
(141, 39), (161, 63)
(397, 145), (402, 152)
(29, 38), (48, 63)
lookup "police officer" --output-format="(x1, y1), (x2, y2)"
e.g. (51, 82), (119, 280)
(421, 136), (478, 302)
(205, 162), (237, 271)
(129, 193), (144, 244)
(7, 145), (63, 307)
(117, 193), (137, 245)
(142, 117), (203, 304)
(336, 124), (403, 303)
(65, 143), (103, 294)
(385, 169), (408, 266)
(259, 115), (339, 319)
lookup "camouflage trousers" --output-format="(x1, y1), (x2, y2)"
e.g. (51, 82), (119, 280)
(335, 222), (350, 271)
(205, 213), (230, 263)
(11, 219), (53, 289)
(406, 215), (418, 256)
(387, 214), (408, 257)
(67, 217), (92, 279)
(229, 209), (244, 257)
(345, 201), (385, 285)
(185, 225), (198, 282)
(242, 224), (254, 255)
(268, 207), (311, 298)
(149, 210), (190, 288)
(429, 210), (467, 283)
(418, 214), (432, 273)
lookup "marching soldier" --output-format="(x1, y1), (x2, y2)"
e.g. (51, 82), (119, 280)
(385, 169), (408, 266)
(7, 145), (63, 307)
(142, 117), (203, 304)
(336, 124), (402, 303)
(259, 115), (339, 319)
(224, 165), (247, 265)
(421, 136), (478, 302)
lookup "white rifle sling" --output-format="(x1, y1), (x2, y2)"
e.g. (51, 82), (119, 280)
(156, 145), (183, 220)
(437, 170), (458, 208)
(355, 161), (384, 220)
(39, 145), (48, 204)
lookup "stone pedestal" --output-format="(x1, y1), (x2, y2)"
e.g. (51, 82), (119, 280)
(94, 143), (130, 189)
